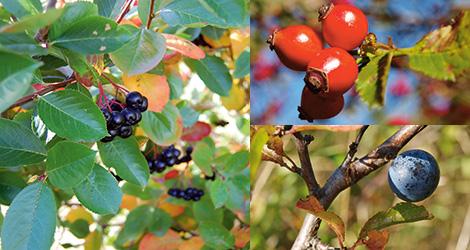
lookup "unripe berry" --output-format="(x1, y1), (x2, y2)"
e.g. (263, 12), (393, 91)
(320, 3), (368, 51)
(298, 87), (344, 121)
(304, 47), (358, 95)
(267, 25), (323, 71)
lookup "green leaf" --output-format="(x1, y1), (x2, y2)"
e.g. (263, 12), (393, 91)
(0, 8), (64, 33)
(141, 103), (182, 146)
(0, 33), (46, 55)
(177, 103), (199, 128)
(149, 208), (172, 237)
(160, 0), (248, 28)
(234, 50), (249, 78)
(98, 137), (149, 187)
(193, 195), (223, 224)
(199, 221), (235, 249)
(168, 73), (183, 100)
(73, 164), (122, 215)
(359, 202), (434, 239)
(223, 150), (248, 176)
(1, 182), (56, 250)
(115, 205), (153, 247)
(0, 0), (42, 18)
(110, 28), (166, 76)
(138, 0), (152, 27)
(356, 53), (393, 107)
(46, 141), (96, 189)
(224, 178), (246, 212)
(249, 128), (269, 182)
(65, 83), (92, 99)
(51, 16), (132, 54)
(403, 11), (470, 81)
(122, 182), (161, 200)
(0, 50), (41, 113)
(0, 118), (47, 166)
(94, 0), (126, 19)
(185, 55), (232, 96)
(192, 140), (215, 174)
(201, 26), (226, 40)
(49, 2), (99, 41)
(37, 90), (108, 142)
(0, 171), (27, 205)
(209, 179), (228, 208)
(69, 219), (90, 239)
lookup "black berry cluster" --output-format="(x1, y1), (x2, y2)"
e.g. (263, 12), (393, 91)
(146, 145), (193, 173)
(101, 91), (148, 142)
(167, 187), (204, 201)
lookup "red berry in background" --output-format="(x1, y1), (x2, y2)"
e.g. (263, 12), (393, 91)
(298, 87), (344, 121)
(267, 25), (323, 71)
(319, 3), (368, 51)
(304, 47), (358, 95)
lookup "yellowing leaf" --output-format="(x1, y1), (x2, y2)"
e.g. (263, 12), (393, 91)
(363, 230), (389, 250)
(162, 34), (205, 60)
(139, 231), (182, 250)
(178, 237), (204, 250)
(203, 31), (231, 48)
(159, 201), (185, 217)
(221, 84), (246, 111)
(120, 194), (139, 210)
(122, 74), (170, 112)
(230, 29), (249, 59)
(66, 207), (94, 224)
(84, 230), (102, 250)
(232, 226), (250, 248)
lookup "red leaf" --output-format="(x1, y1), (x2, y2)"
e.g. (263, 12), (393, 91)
(164, 170), (179, 180)
(181, 121), (211, 142)
(162, 34), (205, 60)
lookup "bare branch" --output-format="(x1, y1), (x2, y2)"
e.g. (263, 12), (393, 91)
(293, 132), (321, 196)
(340, 125), (369, 168)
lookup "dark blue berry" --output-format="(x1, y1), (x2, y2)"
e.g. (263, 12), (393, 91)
(109, 111), (125, 128)
(166, 157), (176, 166)
(139, 96), (148, 112)
(126, 91), (143, 109)
(101, 108), (112, 122)
(119, 125), (132, 138)
(186, 146), (193, 154)
(110, 102), (123, 112)
(121, 108), (142, 125)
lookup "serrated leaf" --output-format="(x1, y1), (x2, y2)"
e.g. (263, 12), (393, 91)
(149, 208), (172, 237)
(0, 0), (43, 18)
(199, 221), (235, 249)
(65, 83), (92, 99)
(356, 53), (393, 107)
(94, 0), (126, 19)
(110, 29), (166, 76)
(0, 171), (27, 205)
(162, 33), (205, 59)
(115, 205), (154, 247)
(192, 140), (215, 174)
(184, 55), (232, 96)
(37, 90), (107, 142)
(0, 50), (42, 113)
(73, 164), (122, 215)
(98, 137), (149, 187)
(209, 179), (228, 208)
(0, 118), (47, 166)
(233, 50), (249, 78)
(404, 11), (470, 81)
(49, 2), (99, 41)
(223, 150), (248, 176)
(0, 33), (46, 55)
(1, 182), (56, 250)
(160, 0), (247, 28)
(359, 202), (433, 239)
(51, 16), (132, 54)
(0, 8), (64, 33)
(296, 196), (345, 246)
(46, 141), (96, 189)
(193, 195), (223, 224)
(140, 103), (183, 146)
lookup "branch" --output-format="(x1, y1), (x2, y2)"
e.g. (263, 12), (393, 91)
(146, 0), (156, 29)
(319, 125), (426, 208)
(293, 132), (321, 197)
(116, 0), (134, 23)
(7, 78), (76, 110)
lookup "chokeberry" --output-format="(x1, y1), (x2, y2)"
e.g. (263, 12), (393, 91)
(110, 102), (124, 112)
(109, 111), (125, 128)
(101, 108), (112, 122)
(139, 96), (148, 112)
(126, 91), (144, 109)
(121, 108), (142, 125)
(119, 125), (133, 138)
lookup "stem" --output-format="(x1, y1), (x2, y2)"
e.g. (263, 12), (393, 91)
(146, 0), (156, 29)
(8, 78), (76, 110)
(115, 0), (134, 23)
(97, 82), (112, 111)
(102, 74), (129, 94)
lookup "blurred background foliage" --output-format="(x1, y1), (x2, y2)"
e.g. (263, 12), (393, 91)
(251, 126), (470, 250)
(250, 0), (470, 125)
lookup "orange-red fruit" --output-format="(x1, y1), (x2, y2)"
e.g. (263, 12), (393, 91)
(299, 87), (344, 121)
(304, 47), (358, 95)
(267, 25), (323, 71)
(320, 3), (368, 51)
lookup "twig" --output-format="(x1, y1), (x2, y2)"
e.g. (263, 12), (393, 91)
(8, 78), (76, 110)
(293, 132), (321, 196)
(340, 125), (369, 168)
(115, 0), (134, 23)
(146, 0), (156, 29)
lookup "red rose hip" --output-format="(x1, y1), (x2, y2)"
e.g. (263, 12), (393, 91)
(320, 3), (368, 51)
(298, 87), (344, 121)
(267, 25), (322, 71)
(304, 47), (358, 95)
